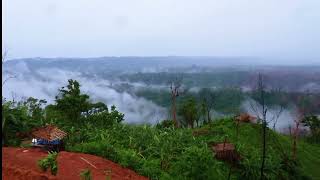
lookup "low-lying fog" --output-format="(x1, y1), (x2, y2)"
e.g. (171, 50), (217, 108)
(2, 61), (169, 124)
(2, 58), (320, 130)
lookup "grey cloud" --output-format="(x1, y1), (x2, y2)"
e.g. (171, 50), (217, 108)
(2, 0), (320, 60)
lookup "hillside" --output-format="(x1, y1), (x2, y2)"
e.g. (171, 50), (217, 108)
(66, 118), (320, 179)
(2, 77), (319, 179)
(2, 147), (148, 180)
(3, 119), (319, 179)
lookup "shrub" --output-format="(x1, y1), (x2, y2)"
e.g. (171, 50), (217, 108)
(170, 145), (218, 179)
(80, 169), (92, 180)
(156, 120), (175, 129)
(139, 159), (162, 179)
(38, 151), (58, 175)
(115, 148), (143, 170)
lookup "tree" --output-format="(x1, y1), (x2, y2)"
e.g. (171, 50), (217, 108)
(291, 93), (313, 160)
(85, 102), (108, 117)
(198, 88), (215, 123)
(85, 104), (124, 127)
(178, 97), (199, 128)
(269, 88), (286, 131)
(24, 97), (47, 125)
(55, 79), (90, 125)
(2, 100), (29, 146)
(302, 115), (320, 143)
(44, 104), (63, 125)
(2, 49), (16, 87)
(169, 76), (183, 128)
(249, 73), (268, 180)
(108, 105), (124, 124)
(302, 115), (320, 135)
(257, 74), (267, 180)
(292, 116), (300, 161)
(249, 76), (285, 180)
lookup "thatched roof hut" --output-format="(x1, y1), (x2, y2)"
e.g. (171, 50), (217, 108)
(31, 125), (67, 141)
(211, 142), (240, 164)
(235, 113), (257, 123)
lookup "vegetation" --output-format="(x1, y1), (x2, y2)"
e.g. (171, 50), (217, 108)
(302, 115), (320, 143)
(80, 169), (92, 180)
(66, 118), (319, 179)
(178, 97), (199, 128)
(38, 151), (58, 175)
(2, 78), (320, 179)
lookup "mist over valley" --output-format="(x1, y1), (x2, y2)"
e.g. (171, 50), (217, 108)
(3, 57), (320, 128)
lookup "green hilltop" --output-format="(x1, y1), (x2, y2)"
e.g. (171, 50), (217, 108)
(66, 118), (320, 179)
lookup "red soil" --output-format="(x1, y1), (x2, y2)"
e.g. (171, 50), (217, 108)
(2, 147), (148, 180)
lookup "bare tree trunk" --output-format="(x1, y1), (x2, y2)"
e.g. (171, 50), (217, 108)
(171, 95), (178, 128)
(190, 118), (194, 128)
(207, 109), (211, 123)
(288, 125), (292, 136)
(170, 78), (182, 128)
(292, 121), (300, 160)
(261, 119), (266, 180)
(236, 118), (240, 141)
(258, 74), (267, 180)
(291, 94), (308, 161)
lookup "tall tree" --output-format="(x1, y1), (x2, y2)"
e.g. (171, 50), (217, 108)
(24, 97), (47, 125)
(292, 93), (311, 160)
(258, 74), (267, 180)
(249, 73), (268, 180)
(302, 115), (320, 143)
(2, 100), (29, 146)
(198, 88), (215, 123)
(169, 76), (183, 128)
(55, 79), (90, 125)
(2, 49), (16, 87)
(178, 97), (198, 128)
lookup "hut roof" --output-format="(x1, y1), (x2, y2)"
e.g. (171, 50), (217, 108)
(31, 125), (67, 141)
(213, 143), (235, 152)
(236, 113), (257, 123)
(212, 142), (240, 163)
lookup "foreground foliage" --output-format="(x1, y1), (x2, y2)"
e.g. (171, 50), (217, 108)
(66, 118), (318, 179)
(80, 169), (92, 180)
(38, 151), (58, 175)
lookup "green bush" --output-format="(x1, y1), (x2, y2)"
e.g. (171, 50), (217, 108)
(170, 145), (226, 179)
(156, 120), (175, 129)
(139, 159), (162, 179)
(80, 169), (92, 180)
(115, 148), (143, 169)
(38, 152), (58, 175)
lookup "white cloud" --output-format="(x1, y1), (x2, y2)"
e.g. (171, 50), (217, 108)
(2, 63), (168, 124)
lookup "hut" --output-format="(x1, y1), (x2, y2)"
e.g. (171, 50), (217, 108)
(31, 125), (67, 151)
(211, 141), (241, 164)
(235, 113), (257, 123)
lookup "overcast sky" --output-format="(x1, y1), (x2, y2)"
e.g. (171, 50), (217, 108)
(2, 0), (320, 61)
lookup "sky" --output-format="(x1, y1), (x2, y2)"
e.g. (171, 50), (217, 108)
(2, 0), (320, 61)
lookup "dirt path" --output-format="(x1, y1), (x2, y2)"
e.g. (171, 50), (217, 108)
(2, 147), (148, 180)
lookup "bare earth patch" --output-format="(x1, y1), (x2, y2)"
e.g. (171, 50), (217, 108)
(2, 147), (148, 180)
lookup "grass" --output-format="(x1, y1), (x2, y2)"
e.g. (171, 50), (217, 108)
(66, 118), (320, 179)
(297, 141), (320, 178)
